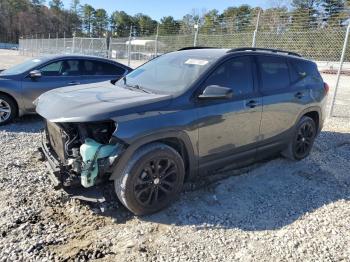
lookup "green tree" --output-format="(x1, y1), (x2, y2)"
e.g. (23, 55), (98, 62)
(81, 4), (95, 36)
(110, 11), (133, 37)
(93, 8), (108, 37)
(320, 0), (345, 26)
(49, 0), (63, 12)
(133, 13), (157, 36)
(291, 0), (320, 29)
(159, 16), (180, 35)
(222, 5), (253, 33)
(201, 9), (221, 34)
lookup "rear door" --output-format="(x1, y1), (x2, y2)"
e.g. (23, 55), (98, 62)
(257, 55), (310, 149)
(197, 55), (262, 171)
(82, 59), (127, 83)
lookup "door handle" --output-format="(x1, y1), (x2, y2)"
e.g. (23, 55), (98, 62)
(68, 81), (80, 85)
(295, 92), (304, 99)
(246, 100), (258, 108)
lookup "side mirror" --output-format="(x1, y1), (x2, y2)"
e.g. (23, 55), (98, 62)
(198, 85), (233, 100)
(29, 70), (42, 79)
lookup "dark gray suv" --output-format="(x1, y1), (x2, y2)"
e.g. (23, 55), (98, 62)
(37, 47), (328, 215)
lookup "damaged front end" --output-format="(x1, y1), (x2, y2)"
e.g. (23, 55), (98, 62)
(40, 120), (125, 189)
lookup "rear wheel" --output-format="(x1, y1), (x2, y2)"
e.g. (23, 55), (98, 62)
(114, 143), (185, 215)
(0, 94), (17, 126)
(282, 116), (316, 160)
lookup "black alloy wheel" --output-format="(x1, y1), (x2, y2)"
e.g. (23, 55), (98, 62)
(134, 158), (178, 207)
(115, 143), (185, 215)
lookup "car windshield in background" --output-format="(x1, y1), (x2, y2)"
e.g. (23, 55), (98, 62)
(0, 58), (43, 75)
(116, 51), (220, 94)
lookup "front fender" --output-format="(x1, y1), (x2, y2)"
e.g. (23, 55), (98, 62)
(109, 129), (198, 181)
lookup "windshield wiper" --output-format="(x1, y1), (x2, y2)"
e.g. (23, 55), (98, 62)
(122, 77), (152, 94)
(132, 84), (152, 94)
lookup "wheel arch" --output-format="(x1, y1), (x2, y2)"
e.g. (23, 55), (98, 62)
(0, 91), (19, 117)
(295, 106), (322, 134)
(109, 130), (197, 182)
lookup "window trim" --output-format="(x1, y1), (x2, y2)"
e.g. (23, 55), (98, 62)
(193, 54), (258, 103)
(256, 54), (292, 95)
(36, 59), (84, 77)
(83, 59), (127, 76)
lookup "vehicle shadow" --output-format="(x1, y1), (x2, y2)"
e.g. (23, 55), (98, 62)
(0, 115), (43, 133)
(101, 130), (350, 231)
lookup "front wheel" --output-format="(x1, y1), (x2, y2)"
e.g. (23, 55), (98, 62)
(0, 94), (17, 125)
(114, 143), (185, 215)
(282, 116), (317, 160)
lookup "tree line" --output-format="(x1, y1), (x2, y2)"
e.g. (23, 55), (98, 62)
(0, 0), (349, 43)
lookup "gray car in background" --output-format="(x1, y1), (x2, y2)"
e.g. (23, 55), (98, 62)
(0, 55), (131, 125)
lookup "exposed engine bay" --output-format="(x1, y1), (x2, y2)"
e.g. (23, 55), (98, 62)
(43, 120), (125, 188)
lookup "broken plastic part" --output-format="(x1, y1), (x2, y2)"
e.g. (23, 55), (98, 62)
(80, 138), (121, 188)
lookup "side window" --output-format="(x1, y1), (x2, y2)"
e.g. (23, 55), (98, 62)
(83, 60), (126, 76)
(257, 56), (290, 91)
(204, 56), (254, 96)
(40, 61), (62, 76)
(40, 60), (83, 76)
(289, 59), (322, 84)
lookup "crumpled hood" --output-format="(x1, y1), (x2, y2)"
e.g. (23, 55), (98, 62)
(35, 81), (172, 122)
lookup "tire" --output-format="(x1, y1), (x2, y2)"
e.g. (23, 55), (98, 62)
(0, 94), (17, 126)
(282, 116), (317, 161)
(114, 143), (185, 215)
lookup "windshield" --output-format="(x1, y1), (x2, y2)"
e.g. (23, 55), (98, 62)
(0, 58), (43, 75)
(115, 51), (219, 94)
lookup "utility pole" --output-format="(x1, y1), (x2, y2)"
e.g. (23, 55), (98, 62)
(127, 26), (133, 66)
(252, 9), (261, 47)
(155, 23), (159, 57)
(329, 23), (350, 117)
(194, 22), (199, 47)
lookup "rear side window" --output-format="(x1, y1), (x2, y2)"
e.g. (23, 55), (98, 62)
(83, 60), (125, 76)
(257, 56), (290, 92)
(289, 59), (321, 83)
(204, 56), (254, 96)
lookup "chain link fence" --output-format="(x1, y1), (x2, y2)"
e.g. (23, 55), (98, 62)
(19, 37), (107, 57)
(18, 8), (350, 117)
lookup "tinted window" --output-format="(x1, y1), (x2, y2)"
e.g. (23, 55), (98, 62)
(258, 56), (290, 91)
(40, 60), (82, 76)
(289, 59), (321, 83)
(83, 60), (125, 76)
(204, 56), (254, 96)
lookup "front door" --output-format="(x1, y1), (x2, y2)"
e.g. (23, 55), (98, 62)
(196, 55), (262, 172)
(21, 59), (83, 112)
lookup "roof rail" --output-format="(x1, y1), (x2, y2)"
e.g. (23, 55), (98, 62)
(228, 47), (301, 57)
(177, 46), (215, 51)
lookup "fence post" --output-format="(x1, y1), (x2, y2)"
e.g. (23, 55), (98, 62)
(252, 10), (261, 48)
(127, 26), (133, 67)
(194, 23), (199, 47)
(72, 35), (75, 54)
(63, 32), (66, 54)
(56, 32), (58, 54)
(35, 34), (38, 56)
(329, 23), (350, 117)
(154, 23), (159, 57)
(107, 37), (110, 58)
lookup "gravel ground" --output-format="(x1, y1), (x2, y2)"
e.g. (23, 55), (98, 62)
(0, 116), (349, 261)
(0, 50), (349, 261)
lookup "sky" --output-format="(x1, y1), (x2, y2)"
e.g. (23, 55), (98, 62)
(61, 0), (271, 21)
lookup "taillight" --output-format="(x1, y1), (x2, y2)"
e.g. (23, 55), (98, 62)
(324, 82), (330, 94)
